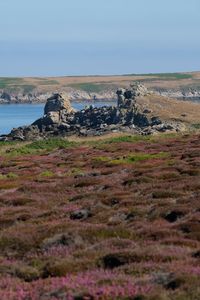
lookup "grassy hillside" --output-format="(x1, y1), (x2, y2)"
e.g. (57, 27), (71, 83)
(0, 71), (200, 94)
(0, 132), (200, 299)
(137, 94), (200, 125)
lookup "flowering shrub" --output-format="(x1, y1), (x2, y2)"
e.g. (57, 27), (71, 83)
(0, 134), (200, 299)
(0, 270), (152, 300)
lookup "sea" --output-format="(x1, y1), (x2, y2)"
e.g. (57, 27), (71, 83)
(0, 101), (116, 135)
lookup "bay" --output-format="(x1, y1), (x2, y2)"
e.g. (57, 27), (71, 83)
(0, 101), (116, 135)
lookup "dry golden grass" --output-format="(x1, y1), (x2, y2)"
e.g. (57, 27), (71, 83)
(137, 94), (200, 124)
(11, 71), (200, 92)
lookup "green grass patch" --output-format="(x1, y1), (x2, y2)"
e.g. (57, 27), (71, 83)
(127, 152), (169, 162)
(93, 156), (111, 163)
(0, 77), (24, 89)
(103, 135), (151, 144)
(111, 152), (169, 164)
(0, 78), (36, 93)
(6, 172), (19, 179)
(88, 135), (152, 149)
(123, 73), (193, 80)
(68, 82), (110, 93)
(39, 171), (54, 177)
(145, 73), (193, 80)
(99, 133), (179, 146)
(0, 141), (18, 148)
(5, 138), (76, 156)
(90, 133), (180, 149)
(94, 152), (169, 165)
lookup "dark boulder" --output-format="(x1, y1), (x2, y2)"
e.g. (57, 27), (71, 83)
(164, 210), (185, 223)
(70, 209), (92, 220)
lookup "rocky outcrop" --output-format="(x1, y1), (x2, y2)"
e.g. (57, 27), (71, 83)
(0, 84), (185, 141)
(116, 83), (149, 108)
(154, 88), (200, 102)
(0, 92), (11, 102)
(44, 93), (75, 114)
(0, 90), (116, 104)
(1, 87), (200, 104)
(0, 91), (47, 104)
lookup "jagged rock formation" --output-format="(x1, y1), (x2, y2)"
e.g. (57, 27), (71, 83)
(0, 84), (185, 141)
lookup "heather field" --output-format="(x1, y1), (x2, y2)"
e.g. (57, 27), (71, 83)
(0, 133), (200, 300)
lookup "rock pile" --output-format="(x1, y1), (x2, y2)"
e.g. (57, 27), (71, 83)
(0, 84), (184, 141)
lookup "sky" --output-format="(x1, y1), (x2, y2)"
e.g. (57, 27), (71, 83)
(0, 0), (200, 76)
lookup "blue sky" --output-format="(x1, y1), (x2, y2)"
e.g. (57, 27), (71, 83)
(0, 0), (200, 76)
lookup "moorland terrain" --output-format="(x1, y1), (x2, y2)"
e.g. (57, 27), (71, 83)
(0, 71), (200, 299)
(0, 132), (200, 299)
(1, 72), (200, 103)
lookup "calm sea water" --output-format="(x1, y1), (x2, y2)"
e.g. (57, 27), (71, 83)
(0, 101), (116, 135)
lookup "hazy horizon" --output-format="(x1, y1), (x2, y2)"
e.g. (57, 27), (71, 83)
(1, 70), (200, 79)
(1, 0), (200, 77)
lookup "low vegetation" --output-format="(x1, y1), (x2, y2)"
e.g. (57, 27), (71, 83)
(0, 72), (199, 101)
(123, 73), (193, 80)
(0, 133), (200, 299)
(68, 82), (113, 93)
(191, 123), (200, 129)
(0, 78), (24, 89)
(145, 73), (193, 80)
(2, 138), (76, 156)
